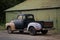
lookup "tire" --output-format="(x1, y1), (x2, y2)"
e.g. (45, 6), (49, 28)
(41, 30), (48, 35)
(29, 27), (36, 35)
(7, 27), (13, 34)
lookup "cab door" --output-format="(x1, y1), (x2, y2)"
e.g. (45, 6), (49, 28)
(15, 15), (24, 29)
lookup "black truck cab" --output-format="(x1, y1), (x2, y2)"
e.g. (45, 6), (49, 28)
(14, 14), (35, 29)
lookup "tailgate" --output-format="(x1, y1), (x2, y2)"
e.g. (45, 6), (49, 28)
(43, 21), (53, 28)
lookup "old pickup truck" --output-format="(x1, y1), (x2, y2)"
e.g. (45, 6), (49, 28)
(6, 14), (53, 35)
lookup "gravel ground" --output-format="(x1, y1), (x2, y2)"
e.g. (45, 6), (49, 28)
(0, 30), (60, 40)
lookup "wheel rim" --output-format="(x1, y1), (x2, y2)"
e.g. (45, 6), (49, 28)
(29, 27), (36, 35)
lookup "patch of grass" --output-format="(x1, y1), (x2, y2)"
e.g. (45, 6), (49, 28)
(0, 24), (5, 31)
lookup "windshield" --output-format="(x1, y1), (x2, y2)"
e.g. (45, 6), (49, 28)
(17, 16), (23, 20)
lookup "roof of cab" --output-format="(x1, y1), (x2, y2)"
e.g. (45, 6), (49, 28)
(18, 14), (34, 16)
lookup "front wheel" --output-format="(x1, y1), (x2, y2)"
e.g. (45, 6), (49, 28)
(41, 30), (48, 35)
(29, 27), (37, 35)
(7, 27), (13, 34)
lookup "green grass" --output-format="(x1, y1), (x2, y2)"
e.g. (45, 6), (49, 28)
(0, 24), (5, 31)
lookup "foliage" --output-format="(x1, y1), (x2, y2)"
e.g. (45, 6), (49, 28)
(0, 0), (26, 24)
(0, 23), (5, 30)
(0, 0), (26, 12)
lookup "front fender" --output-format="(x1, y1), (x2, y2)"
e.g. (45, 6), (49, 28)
(6, 22), (16, 30)
(27, 22), (42, 31)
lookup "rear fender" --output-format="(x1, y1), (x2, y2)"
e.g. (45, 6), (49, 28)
(27, 22), (42, 31)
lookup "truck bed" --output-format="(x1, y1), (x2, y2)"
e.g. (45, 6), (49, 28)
(35, 21), (53, 28)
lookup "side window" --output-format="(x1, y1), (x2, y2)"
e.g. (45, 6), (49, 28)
(28, 16), (33, 18)
(18, 16), (22, 20)
(23, 16), (25, 19)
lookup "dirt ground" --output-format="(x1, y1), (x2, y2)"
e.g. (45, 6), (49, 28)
(0, 30), (60, 40)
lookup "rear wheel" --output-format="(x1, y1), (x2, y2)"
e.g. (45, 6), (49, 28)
(29, 27), (36, 35)
(41, 30), (48, 35)
(7, 27), (13, 34)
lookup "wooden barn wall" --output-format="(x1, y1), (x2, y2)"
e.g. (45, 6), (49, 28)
(56, 9), (60, 32)
(6, 12), (21, 22)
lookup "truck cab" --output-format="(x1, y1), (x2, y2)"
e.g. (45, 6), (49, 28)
(14, 14), (35, 29)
